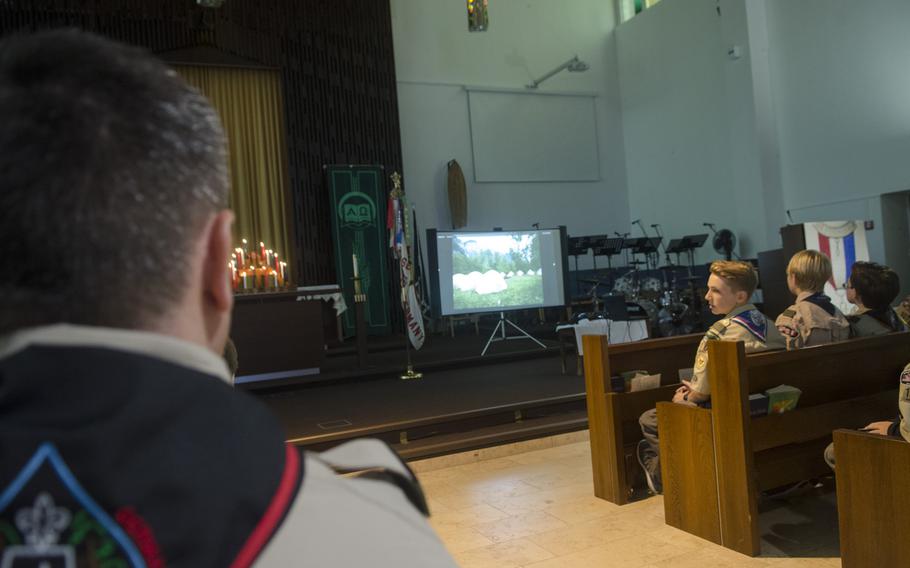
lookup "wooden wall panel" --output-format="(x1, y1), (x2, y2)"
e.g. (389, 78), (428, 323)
(0, 0), (404, 315)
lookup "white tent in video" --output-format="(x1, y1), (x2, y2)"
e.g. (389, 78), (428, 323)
(429, 228), (568, 316)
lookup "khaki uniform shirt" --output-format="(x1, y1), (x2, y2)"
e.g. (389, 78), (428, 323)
(689, 304), (786, 396)
(775, 291), (850, 350)
(899, 363), (910, 443)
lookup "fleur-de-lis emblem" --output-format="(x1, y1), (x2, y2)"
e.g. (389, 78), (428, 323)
(15, 492), (71, 547)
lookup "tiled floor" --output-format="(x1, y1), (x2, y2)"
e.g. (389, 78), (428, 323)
(412, 434), (841, 568)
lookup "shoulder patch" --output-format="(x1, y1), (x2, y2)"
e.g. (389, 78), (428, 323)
(706, 321), (726, 340)
(781, 309), (796, 319)
(730, 310), (768, 342)
(0, 443), (152, 568)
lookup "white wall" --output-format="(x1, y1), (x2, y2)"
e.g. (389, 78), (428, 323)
(764, 0), (910, 292)
(391, 0), (628, 270)
(765, 0), (910, 210)
(616, 0), (775, 263)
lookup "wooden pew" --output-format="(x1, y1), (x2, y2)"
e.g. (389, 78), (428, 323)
(582, 333), (702, 505)
(833, 429), (910, 568)
(657, 332), (910, 556)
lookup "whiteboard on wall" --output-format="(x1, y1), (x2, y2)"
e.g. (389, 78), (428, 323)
(467, 89), (600, 183)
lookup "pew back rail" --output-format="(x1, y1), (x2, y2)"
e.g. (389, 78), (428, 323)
(658, 332), (909, 556)
(583, 333), (701, 505)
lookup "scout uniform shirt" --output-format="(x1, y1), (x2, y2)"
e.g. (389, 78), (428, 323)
(0, 325), (457, 568)
(775, 291), (850, 350)
(848, 307), (906, 338)
(689, 303), (786, 397)
(897, 363), (910, 443)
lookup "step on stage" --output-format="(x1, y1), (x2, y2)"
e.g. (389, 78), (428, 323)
(240, 330), (589, 461)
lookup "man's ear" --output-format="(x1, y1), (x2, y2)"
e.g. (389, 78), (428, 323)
(737, 289), (751, 304)
(202, 210), (235, 314)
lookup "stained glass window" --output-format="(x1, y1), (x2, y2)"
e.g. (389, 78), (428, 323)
(467, 0), (489, 32)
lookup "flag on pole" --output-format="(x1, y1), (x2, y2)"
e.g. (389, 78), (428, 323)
(387, 173), (426, 350)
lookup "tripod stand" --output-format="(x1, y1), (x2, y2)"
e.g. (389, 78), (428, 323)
(481, 311), (547, 356)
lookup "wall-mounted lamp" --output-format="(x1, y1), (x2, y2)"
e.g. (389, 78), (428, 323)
(526, 55), (589, 89)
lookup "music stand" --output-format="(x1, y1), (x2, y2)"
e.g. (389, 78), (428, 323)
(665, 238), (687, 267)
(591, 236), (624, 286)
(568, 236), (590, 294)
(583, 234), (609, 274)
(680, 233), (709, 268)
(619, 237), (640, 271)
(633, 237), (662, 270)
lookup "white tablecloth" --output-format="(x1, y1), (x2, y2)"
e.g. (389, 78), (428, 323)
(556, 319), (649, 356)
(296, 285), (348, 316)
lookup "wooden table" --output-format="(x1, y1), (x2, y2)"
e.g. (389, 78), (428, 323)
(231, 291), (324, 384)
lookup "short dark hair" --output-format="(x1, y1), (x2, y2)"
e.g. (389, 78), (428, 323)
(0, 30), (228, 335)
(849, 261), (900, 310)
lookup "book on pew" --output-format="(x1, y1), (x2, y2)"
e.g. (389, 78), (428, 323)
(609, 370), (652, 393)
(765, 384), (802, 414)
(749, 393), (769, 417)
(630, 373), (661, 392)
(610, 375), (625, 393)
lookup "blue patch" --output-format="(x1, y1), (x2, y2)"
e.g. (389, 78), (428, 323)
(0, 443), (146, 567)
(731, 310), (767, 342)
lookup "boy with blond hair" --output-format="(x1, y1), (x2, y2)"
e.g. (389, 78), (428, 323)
(775, 250), (850, 349)
(637, 260), (785, 493)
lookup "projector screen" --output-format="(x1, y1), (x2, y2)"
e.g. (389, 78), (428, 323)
(429, 228), (568, 316)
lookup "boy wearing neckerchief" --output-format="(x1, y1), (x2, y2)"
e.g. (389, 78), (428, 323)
(636, 261), (785, 494)
(776, 250), (850, 349)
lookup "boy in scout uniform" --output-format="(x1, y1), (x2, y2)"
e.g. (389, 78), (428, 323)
(637, 260), (785, 494)
(825, 362), (910, 468)
(775, 250), (850, 349)
(844, 261), (904, 337)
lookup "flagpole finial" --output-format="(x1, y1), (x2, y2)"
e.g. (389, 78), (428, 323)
(390, 171), (402, 194)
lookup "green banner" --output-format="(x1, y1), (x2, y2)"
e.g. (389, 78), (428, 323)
(327, 165), (391, 336)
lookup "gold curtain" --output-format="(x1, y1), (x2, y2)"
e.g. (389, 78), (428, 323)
(176, 65), (292, 273)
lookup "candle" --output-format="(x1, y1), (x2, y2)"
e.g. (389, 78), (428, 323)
(280, 261), (287, 285)
(267, 250), (273, 267)
(274, 252), (280, 272)
(271, 270), (279, 289)
(242, 238), (249, 254)
(241, 271), (249, 290)
(260, 242), (266, 260)
(352, 253), (359, 278)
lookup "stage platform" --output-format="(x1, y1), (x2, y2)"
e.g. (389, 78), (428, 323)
(249, 331), (590, 461)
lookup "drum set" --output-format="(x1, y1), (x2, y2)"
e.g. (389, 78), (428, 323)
(571, 232), (710, 337)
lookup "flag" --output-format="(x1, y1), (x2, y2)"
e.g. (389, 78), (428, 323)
(388, 185), (426, 350)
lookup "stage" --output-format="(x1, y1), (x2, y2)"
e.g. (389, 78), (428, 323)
(245, 326), (590, 461)
(239, 260), (716, 462)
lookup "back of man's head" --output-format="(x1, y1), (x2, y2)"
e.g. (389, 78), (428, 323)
(0, 29), (229, 335)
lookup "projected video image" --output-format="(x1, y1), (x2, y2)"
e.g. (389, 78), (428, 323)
(452, 234), (544, 310)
